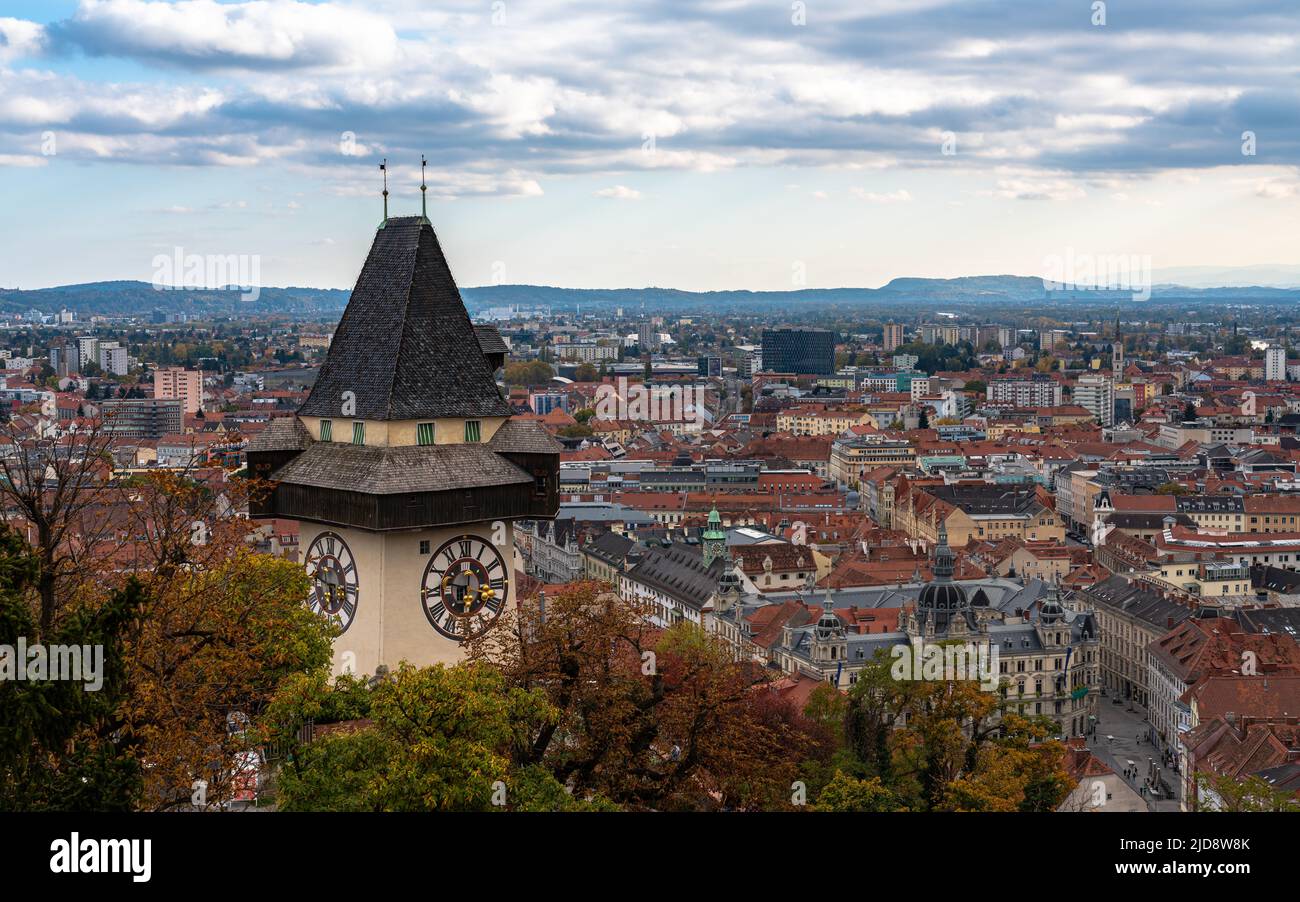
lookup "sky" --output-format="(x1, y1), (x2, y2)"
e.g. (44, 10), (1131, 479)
(0, 0), (1297, 291)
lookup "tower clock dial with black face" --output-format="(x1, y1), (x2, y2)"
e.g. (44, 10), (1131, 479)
(421, 534), (509, 640)
(304, 532), (359, 634)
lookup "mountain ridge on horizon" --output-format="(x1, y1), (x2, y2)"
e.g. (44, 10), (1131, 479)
(3, 273), (1300, 318)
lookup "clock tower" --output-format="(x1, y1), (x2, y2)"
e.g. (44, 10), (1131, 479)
(247, 211), (560, 674)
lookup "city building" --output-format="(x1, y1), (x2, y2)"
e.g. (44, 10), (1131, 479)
(1073, 374), (1114, 426)
(729, 527), (1099, 738)
(761, 328), (836, 375)
(1266, 345), (1287, 382)
(98, 342), (129, 376)
(987, 375), (1063, 408)
(1080, 575), (1193, 710)
(154, 367), (204, 415)
(100, 398), (183, 439)
(882, 322), (905, 353)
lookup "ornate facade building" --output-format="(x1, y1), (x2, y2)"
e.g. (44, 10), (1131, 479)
(712, 525), (1101, 738)
(516, 517), (583, 584)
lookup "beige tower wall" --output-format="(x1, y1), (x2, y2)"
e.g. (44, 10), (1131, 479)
(301, 520), (516, 677)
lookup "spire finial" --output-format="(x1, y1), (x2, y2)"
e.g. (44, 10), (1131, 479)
(420, 154), (429, 223)
(379, 158), (389, 227)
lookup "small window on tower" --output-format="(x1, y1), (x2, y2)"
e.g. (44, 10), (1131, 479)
(420, 540), (430, 555)
(417, 422), (435, 445)
(352, 421), (365, 445)
(464, 420), (481, 442)
(320, 420), (333, 442)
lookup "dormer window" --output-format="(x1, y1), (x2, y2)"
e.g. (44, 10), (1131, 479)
(464, 420), (481, 442)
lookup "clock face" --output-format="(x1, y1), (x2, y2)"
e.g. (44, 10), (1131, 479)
(421, 534), (509, 640)
(304, 532), (359, 634)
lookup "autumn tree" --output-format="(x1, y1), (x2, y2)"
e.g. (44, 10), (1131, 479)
(0, 410), (121, 636)
(467, 581), (813, 810)
(830, 650), (1075, 812)
(102, 471), (335, 809)
(936, 714), (1073, 812)
(0, 422), (335, 812)
(503, 360), (554, 388)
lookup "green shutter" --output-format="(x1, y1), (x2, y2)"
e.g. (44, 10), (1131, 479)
(320, 419), (332, 441)
(353, 421), (365, 445)
(465, 420), (481, 442)
(417, 422), (434, 445)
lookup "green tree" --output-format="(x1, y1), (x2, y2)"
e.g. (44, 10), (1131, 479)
(272, 662), (608, 811)
(814, 771), (907, 812)
(1195, 772), (1300, 812)
(0, 526), (146, 811)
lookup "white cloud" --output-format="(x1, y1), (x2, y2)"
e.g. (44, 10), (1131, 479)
(1255, 179), (1299, 199)
(448, 74), (560, 139)
(984, 177), (1087, 202)
(0, 0), (1289, 201)
(850, 188), (913, 203)
(595, 185), (641, 200)
(60, 0), (399, 71)
(0, 17), (45, 61)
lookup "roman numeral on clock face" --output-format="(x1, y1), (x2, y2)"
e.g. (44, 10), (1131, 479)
(305, 532), (360, 635)
(421, 534), (509, 640)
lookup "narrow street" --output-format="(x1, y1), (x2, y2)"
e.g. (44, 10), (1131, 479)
(1087, 694), (1183, 812)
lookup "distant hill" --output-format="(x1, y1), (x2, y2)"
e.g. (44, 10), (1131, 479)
(0, 282), (351, 318)
(3, 274), (1299, 319)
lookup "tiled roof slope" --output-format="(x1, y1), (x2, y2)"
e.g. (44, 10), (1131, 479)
(299, 216), (510, 421)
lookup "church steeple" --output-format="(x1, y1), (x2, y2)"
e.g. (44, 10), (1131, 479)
(702, 505), (727, 566)
(915, 521), (968, 633)
(932, 521), (955, 580)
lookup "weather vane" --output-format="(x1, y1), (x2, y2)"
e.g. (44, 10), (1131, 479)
(379, 157), (388, 227)
(421, 154), (429, 223)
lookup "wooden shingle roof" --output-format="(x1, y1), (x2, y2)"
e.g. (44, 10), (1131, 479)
(299, 216), (510, 421)
(244, 416), (312, 453)
(489, 418), (564, 454)
(269, 442), (531, 495)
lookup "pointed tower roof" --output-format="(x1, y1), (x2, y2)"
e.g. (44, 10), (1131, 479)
(299, 216), (510, 421)
(703, 505), (726, 540)
(933, 522), (955, 580)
